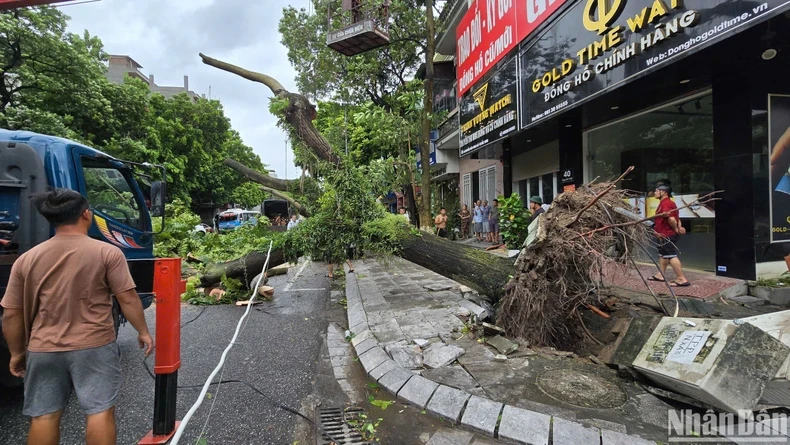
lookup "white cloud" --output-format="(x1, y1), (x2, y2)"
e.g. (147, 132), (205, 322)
(63, 0), (306, 179)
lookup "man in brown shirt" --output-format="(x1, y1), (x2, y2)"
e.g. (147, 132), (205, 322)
(1, 189), (154, 445)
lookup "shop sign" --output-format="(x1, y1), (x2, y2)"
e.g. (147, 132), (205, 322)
(769, 94), (790, 243)
(456, 0), (570, 96)
(519, 0), (790, 129)
(459, 56), (519, 157)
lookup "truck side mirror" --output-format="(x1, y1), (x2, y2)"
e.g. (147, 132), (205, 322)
(150, 181), (166, 218)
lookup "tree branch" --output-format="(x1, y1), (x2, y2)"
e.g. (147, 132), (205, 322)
(259, 185), (310, 218)
(224, 158), (296, 191)
(567, 166), (634, 227)
(199, 53), (288, 97)
(572, 191), (722, 239)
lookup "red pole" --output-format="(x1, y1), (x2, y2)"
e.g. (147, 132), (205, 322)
(139, 258), (185, 445)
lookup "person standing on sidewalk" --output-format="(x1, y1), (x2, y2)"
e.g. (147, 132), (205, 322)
(473, 200), (484, 242)
(434, 208), (449, 238)
(649, 183), (690, 287)
(459, 204), (471, 239)
(1, 189), (154, 445)
(481, 200), (491, 242)
(489, 199), (500, 244)
(528, 196), (545, 225)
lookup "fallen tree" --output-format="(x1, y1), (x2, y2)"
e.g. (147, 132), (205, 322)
(195, 52), (720, 349)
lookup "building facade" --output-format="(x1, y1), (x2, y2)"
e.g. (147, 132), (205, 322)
(436, 0), (790, 279)
(106, 55), (199, 101)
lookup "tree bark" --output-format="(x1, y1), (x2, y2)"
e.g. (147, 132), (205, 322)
(419, 0), (436, 230)
(200, 53), (339, 165)
(224, 158), (297, 191)
(200, 249), (286, 288)
(399, 231), (512, 300)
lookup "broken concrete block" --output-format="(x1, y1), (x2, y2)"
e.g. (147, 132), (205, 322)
(459, 300), (488, 321)
(599, 316), (661, 366)
(481, 322), (506, 336)
(423, 344), (465, 369)
(459, 285), (473, 294)
(486, 335), (519, 355)
(494, 354), (507, 362)
(738, 310), (790, 406)
(413, 338), (431, 348)
(388, 346), (424, 370)
(633, 316), (790, 415)
(453, 307), (472, 318)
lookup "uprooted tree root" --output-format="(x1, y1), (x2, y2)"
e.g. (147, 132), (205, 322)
(497, 181), (660, 350)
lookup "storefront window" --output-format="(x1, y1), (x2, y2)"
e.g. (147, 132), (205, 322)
(586, 93), (715, 271)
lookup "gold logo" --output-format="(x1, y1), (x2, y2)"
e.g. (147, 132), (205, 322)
(473, 83), (488, 110)
(583, 0), (626, 34)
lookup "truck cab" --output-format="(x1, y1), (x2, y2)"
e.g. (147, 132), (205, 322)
(0, 129), (164, 385)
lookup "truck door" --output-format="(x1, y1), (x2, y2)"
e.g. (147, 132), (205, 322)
(71, 148), (152, 260)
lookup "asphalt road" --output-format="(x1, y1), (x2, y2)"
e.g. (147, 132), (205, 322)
(0, 259), (347, 445)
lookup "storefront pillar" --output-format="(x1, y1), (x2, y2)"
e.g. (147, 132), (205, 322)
(559, 112), (583, 188)
(712, 77), (756, 279)
(502, 138), (512, 197)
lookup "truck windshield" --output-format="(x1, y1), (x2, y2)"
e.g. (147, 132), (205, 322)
(82, 159), (143, 230)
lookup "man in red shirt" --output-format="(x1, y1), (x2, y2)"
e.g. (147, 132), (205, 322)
(649, 183), (690, 286)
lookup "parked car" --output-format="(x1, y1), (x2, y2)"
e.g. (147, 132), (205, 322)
(193, 223), (213, 234)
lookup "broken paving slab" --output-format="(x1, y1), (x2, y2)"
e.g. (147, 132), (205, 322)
(423, 344), (465, 369)
(497, 405), (551, 445)
(486, 335), (519, 355)
(460, 395), (503, 437)
(426, 385), (471, 424)
(398, 374), (440, 409)
(387, 345), (424, 370)
(422, 365), (480, 391)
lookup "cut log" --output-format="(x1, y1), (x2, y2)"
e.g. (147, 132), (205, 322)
(200, 249), (286, 287)
(399, 231), (512, 301)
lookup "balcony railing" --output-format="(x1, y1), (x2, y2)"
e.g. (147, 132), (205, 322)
(437, 110), (459, 141)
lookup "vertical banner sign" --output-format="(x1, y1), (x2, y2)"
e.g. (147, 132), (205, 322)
(769, 94), (790, 243)
(456, 0), (518, 96)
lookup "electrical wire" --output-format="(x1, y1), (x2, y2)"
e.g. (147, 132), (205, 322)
(170, 241), (273, 445)
(140, 253), (343, 444)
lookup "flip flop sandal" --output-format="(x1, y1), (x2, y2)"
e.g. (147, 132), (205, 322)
(647, 276), (664, 282)
(348, 269), (355, 273)
(670, 281), (691, 287)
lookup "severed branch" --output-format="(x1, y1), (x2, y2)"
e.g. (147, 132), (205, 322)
(224, 158), (296, 191)
(573, 191), (722, 239)
(260, 185), (310, 218)
(567, 166), (634, 227)
(199, 53), (288, 96)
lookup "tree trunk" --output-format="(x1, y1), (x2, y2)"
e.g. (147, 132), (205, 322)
(200, 250), (286, 288)
(224, 158), (297, 191)
(419, 0), (436, 231)
(399, 231), (512, 300)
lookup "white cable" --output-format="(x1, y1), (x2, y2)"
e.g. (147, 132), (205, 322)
(171, 241), (273, 445)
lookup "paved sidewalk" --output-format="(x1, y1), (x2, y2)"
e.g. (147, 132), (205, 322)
(455, 236), (746, 300)
(345, 257), (672, 444)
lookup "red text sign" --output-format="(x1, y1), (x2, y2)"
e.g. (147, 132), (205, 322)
(0, 0), (71, 8)
(515, 0), (569, 43)
(456, 0), (518, 96)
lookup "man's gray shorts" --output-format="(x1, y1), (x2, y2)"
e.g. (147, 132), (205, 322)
(24, 342), (121, 417)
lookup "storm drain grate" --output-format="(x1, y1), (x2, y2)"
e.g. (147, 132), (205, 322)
(316, 406), (373, 445)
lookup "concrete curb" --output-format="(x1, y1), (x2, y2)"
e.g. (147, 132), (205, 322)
(345, 271), (660, 445)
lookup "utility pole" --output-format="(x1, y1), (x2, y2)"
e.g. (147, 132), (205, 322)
(285, 137), (288, 179)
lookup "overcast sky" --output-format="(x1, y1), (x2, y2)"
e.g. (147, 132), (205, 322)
(64, 0), (307, 179)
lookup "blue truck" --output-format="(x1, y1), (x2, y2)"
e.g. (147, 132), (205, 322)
(0, 129), (166, 386)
